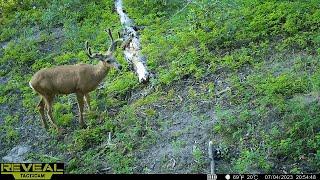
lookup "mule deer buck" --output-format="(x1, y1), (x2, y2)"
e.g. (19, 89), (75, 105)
(29, 29), (123, 132)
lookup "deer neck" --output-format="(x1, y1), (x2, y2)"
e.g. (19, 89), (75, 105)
(95, 61), (110, 82)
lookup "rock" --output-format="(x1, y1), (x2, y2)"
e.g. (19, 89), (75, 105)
(2, 145), (31, 162)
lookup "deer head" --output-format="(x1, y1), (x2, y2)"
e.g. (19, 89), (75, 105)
(85, 28), (123, 71)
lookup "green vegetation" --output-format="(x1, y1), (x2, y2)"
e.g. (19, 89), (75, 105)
(0, 0), (319, 173)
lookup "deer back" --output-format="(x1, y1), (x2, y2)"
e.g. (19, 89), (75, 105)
(30, 63), (108, 95)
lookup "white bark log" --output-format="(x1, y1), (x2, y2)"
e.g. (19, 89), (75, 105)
(115, 0), (149, 83)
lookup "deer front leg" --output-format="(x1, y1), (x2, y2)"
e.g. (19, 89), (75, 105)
(84, 93), (91, 111)
(76, 93), (87, 128)
(38, 97), (48, 129)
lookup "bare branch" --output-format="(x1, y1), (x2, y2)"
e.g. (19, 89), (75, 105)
(208, 141), (215, 174)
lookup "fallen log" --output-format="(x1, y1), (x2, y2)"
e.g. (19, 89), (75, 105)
(115, 0), (149, 83)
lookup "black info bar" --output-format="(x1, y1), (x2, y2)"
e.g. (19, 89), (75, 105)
(0, 163), (318, 180)
(207, 174), (318, 180)
(0, 174), (318, 180)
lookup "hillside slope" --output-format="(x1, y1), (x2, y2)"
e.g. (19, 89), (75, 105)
(0, 0), (319, 173)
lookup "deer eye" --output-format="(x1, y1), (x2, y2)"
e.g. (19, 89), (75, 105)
(106, 60), (111, 63)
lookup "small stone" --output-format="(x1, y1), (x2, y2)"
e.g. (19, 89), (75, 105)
(2, 145), (31, 162)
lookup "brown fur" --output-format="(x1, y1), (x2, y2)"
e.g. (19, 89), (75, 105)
(29, 29), (123, 131)
(30, 62), (110, 95)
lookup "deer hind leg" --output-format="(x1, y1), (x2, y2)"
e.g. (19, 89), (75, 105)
(84, 93), (91, 111)
(43, 95), (59, 131)
(37, 97), (48, 129)
(76, 93), (86, 128)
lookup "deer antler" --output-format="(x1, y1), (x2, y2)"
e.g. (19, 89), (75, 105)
(106, 28), (123, 54)
(85, 41), (102, 59)
(107, 29), (114, 42)
(85, 28), (123, 58)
